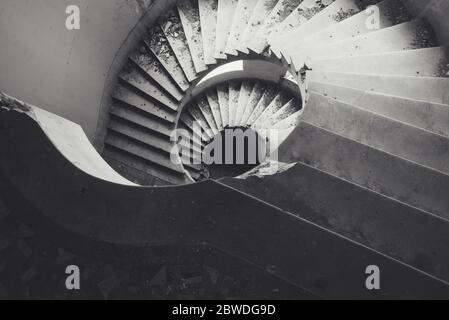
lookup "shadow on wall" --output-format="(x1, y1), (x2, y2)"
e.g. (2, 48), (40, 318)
(404, 0), (449, 45)
(0, 0), (155, 141)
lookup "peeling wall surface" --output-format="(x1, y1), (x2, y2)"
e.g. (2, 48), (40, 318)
(0, 0), (154, 140)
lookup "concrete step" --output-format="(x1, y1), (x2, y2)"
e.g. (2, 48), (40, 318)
(273, 0), (373, 56)
(240, 81), (266, 125)
(215, 0), (239, 59)
(308, 71), (449, 105)
(199, 0), (218, 65)
(272, 109), (302, 129)
(268, 99), (299, 127)
(109, 102), (173, 138)
(103, 146), (189, 185)
(217, 83), (230, 127)
(228, 81), (241, 127)
(308, 46), (449, 76)
(105, 132), (185, 175)
(178, 0), (208, 73)
(296, 19), (438, 64)
(253, 91), (290, 129)
(225, 0), (259, 56)
(285, 0), (410, 58)
(205, 89), (224, 130)
(236, 81), (254, 126)
(278, 121), (449, 221)
(247, 86), (277, 125)
(222, 161), (449, 282)
(119, 67), (179, 112)
(104, 156), (170, 186)
(112, 85), (176, 124)
(159, 8), (198, 82)
(304, 92), (449, 175)
(179, 113), (209, 144)
(247, 0), (303, 54)
(177, 121), (205, 152)
(237, 0), (280, 53)
(197, 95), (220, 135)
(144, 26), (190, 92)
(130, 48), (184, 101)
(308, 81), (449, 137)
(188, 104), (215, 141)
(269, 0), (336, 57)
(108, 118), (174, 154)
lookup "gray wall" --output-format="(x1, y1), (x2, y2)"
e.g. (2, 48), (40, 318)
(404, 0), (449, 45)
(0, 0), (154, 140)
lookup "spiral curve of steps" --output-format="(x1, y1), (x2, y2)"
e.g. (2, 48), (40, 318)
(1, 0), (449, 299)
(99, 0), (449, 285)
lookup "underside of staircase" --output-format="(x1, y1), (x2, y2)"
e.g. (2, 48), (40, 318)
(1, 0), (449, 299)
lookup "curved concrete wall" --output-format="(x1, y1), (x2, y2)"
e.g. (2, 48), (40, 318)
(0, 0), (156, 140)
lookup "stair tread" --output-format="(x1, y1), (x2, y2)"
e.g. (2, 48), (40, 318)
(308, 46), (449, 77)
(103, 147), (190, 185)
(108, 118), (174, 154)
(130, 48), (184, 101)
(247, 0), (303, 54)
(215, 0), (239, 59)
(237, 0), (280, 53)
(278, 0), (374, 46)
(304, 92), (449, 175)
(221, 160), (449, 282)
(178, 0), (208, 73)
(225, 0), (259, 56)
(294, 19), (438, 64)
(145, 26), (190, 91)
(279, 121), (449, 221)
(159, 9), (198, 82)
(199, 0), (219, 65)
(119, 67), (179, 112)
(308, 71), (449, 105)
(308, 81), (449, 137)
(253, 91), (290, 129)
(197, 95), (220, 135)
(188, 104), (215, 140)
(109, 102), (173, 138)
(228, 81), (241, 127)
(105, 132), (185, 174)
(285, 0), (410, 58)
(247, 86), (277, 125)
(206, 89), (224, 130)
(112, 85), (176, 124)
(270, 0), (336, 57)
(236, 81), (254, 126)
(240, 81), (266, 125)
(217, 83), (230, 127)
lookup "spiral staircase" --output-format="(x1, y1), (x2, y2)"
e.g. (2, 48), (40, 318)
(1, 0), (449, 299)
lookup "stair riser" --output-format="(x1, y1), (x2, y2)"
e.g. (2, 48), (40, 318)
(222, 162), (449, 282)
(279, 122), (449, 221)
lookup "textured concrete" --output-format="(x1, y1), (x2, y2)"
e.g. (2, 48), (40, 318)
(222, 162), (449, 282)
(279, 122), (449, 220)
(308, 71), (449, 105)
(1, 104), (448, 299)
(308, 82), (449, 137)
(303, 92), (449, 174)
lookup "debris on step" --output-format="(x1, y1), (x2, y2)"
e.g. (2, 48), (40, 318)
(236, 160), (297, 179)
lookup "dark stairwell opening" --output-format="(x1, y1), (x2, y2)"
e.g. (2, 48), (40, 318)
(201, 127), (267, 180)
